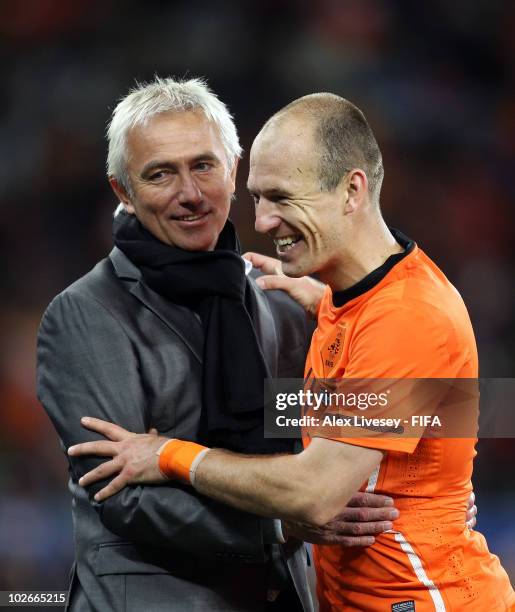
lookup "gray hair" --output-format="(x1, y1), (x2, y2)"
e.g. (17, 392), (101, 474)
(107, 76), (242, 193)
(268, 93), (384, 203)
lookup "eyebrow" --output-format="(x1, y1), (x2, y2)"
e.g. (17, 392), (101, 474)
(247, 185), (294, 199)
(141, 153), (221, 177)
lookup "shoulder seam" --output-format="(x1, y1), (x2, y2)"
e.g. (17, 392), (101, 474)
(45, 288), (132, 343)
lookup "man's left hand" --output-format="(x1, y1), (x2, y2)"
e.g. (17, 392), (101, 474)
(283, 491), (399, 546)
(466, 491), (477, 529)
(68, 417), (168, 501)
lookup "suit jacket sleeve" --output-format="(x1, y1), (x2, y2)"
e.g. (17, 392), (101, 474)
(37, 289), (276, 563)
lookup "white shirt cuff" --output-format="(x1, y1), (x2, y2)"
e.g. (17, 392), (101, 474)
(273, 519), (286, 544)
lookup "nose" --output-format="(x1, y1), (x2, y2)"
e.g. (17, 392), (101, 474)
(177, 172), (202, 205)
(254, 198), (282, 234)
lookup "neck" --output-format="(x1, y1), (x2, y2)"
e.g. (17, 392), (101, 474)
(320, 216), (404, 291)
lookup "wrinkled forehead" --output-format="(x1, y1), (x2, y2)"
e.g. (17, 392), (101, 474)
(126, 110), (228, 166)
(127, 109), (213, 144)
(248, 117), (319, 192)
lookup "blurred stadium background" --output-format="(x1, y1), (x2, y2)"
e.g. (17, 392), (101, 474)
(0, 0), (513, 595)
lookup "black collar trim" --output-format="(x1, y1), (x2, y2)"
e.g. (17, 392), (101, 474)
(331, 228), (415, 308)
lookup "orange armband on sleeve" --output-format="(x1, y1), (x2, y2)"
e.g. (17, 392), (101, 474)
(157, 439), (210, 484)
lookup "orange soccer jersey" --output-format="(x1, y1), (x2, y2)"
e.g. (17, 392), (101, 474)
(304, 230), (514, 611)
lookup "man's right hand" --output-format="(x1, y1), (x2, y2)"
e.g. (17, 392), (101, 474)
(243, 251), (325, 319)
(282, 492), (399, 547)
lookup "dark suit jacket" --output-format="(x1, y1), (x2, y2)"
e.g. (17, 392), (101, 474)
(37, 247), (315, 612)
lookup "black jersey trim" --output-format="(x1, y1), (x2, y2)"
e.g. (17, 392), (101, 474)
(331, 228), (415, 308)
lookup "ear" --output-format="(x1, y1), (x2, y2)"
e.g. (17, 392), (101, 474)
(343, 169), (368, 214)
(109, 177), (135, 214)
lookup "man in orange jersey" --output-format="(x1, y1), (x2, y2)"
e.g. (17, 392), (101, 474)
(69, 94), (513, 610)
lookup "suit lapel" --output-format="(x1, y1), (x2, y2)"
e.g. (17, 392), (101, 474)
(129, 282), (203, 363)
(109, 247), (203, 363)
(247, 275), (279, 377)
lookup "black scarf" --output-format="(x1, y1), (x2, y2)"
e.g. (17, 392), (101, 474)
(113, 211), (292, 454)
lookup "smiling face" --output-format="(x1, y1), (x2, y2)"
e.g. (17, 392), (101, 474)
(248, 115), (351, 281)
(110, 110), (237, 251)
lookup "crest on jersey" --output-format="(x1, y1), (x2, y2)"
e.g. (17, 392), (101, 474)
(321, 322), (347, 375)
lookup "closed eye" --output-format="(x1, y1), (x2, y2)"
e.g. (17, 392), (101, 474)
(249, 192), (289, 206)
(269, 194), (289, 204)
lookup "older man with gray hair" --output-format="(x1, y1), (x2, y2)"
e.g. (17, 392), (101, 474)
(38, 77), (403, 612)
